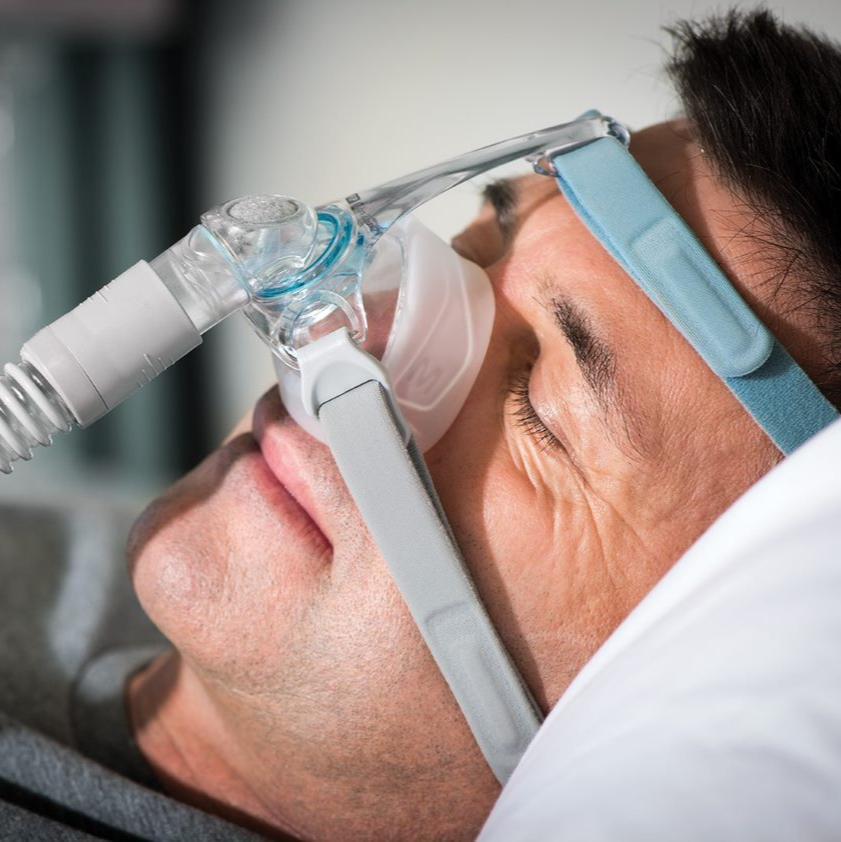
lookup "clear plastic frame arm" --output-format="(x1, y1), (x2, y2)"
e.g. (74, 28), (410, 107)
(348, 113), (630, 237)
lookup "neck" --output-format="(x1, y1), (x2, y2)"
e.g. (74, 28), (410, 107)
(127, 651), (296, 840)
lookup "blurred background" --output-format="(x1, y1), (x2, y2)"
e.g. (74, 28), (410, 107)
(1, 0), (840, 507)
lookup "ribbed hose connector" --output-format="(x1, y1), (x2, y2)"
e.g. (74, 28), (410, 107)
(0, 361), (75, 474)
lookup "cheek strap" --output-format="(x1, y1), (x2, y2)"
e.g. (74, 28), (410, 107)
(551, 137), (838, 454)
(313, 365), (543, 784)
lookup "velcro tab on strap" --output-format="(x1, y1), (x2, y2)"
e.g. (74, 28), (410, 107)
(631, 218), (773, 378)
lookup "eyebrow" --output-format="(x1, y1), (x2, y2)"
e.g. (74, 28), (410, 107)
(552, 297), (651, 459)
(550, 296), (617, 414)
(550, 295), (616, 413)
(481, 178), (519, 246)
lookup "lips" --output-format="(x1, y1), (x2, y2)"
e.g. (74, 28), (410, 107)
(251, 386), (332, 551)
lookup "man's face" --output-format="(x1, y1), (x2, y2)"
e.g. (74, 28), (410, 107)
(128, 121), (780, 840)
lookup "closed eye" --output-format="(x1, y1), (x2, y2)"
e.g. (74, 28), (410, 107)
(508, 367), (565, 456)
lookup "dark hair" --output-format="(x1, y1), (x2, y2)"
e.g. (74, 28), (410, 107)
(666, 9), (841, 405)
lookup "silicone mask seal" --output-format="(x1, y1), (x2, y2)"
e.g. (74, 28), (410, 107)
(277, 216), (495, 452)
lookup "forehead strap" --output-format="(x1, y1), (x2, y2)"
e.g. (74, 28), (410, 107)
(551, 137), (838, 454)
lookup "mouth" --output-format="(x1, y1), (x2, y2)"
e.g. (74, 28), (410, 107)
(250, 387), (333, 553)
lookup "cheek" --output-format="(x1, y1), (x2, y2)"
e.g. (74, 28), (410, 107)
(434, 436), (604, 710)
(127, 433), (454, 722)
(427, 360), (603, 703)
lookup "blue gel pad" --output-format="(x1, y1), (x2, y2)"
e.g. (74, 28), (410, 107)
(551, 137), (838, 454)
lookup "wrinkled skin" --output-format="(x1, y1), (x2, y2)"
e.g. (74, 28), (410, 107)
(127, 120), (815, 840)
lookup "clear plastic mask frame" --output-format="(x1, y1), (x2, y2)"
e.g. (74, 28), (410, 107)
(202, 111), (630, 369)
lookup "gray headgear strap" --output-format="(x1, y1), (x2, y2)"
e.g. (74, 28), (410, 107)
(319, 379), (542, 782)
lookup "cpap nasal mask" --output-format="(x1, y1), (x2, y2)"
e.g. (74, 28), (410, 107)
(1, 111), (837, 782)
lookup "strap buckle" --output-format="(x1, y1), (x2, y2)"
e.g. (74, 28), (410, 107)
(297, 326), (412, 444)
(530, 114), (630, 177)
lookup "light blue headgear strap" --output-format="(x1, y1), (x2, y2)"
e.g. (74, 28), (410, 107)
(550, 137), (839, 455)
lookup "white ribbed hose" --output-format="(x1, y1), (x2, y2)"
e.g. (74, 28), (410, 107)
(0, 193), (336, 477)
(0, 254), (249, 476)
(0, 361), (74, 474)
